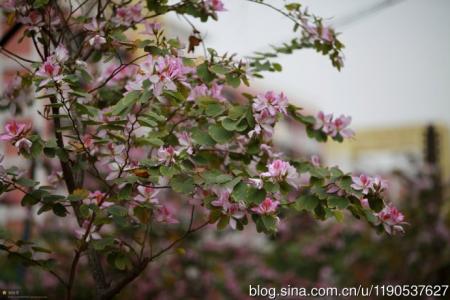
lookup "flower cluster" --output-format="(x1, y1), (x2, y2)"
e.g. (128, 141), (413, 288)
(0, 120), (32, 153)
(188, 83), (226, 102)
(261, 159), (299, 187)
(377, 205), (406, 235)
(251, 198), (280, 215)
(211, 188), (246, 230)
(351, 174), (388, 195)
(251, 91), (288, 138)
(206, 0), (226, 12)
(0, 0), (402, 297)
(125, 55), (191, 99)
(314, 111), (354, 139)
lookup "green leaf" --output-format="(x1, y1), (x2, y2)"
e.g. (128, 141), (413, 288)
(228, 105), (247, 120)
(80, 204), (90, 218)
(221, 118), (237, 131)
(111, 91), (140, 115)
(36, 204), (50, 215)
(107, 205), (128, 217)
(202, 170), (232, 184)
(21, 193), (41, 207)
(205, 103), (225, 117)
(52, 203), (68, 217)
(15, 177), (37, 188)
(334, 210), (344, 222)
(117, 184), (132, 201)
(367, 193), (384, 212)
(33, 0), (49, 8)
(217, 215), (230, 230)
(134, 206), (151, 223)
(171, 175), (195, 194)
(192, 128), (215, 146)
(114, 253), (128, 271)
(197, 62), (216, 83)
(31, 246), (52, 254)
(208, 124), (233, 144)
(143, 137), (164, 147)
(163, 90), (185, 103)
(92, 237), (114, 251)
(294, 195), (319, 211)
(327, 196), (349, 209)
(160, 165), (179, 178)
(232, 182), (266, 205)
(209, 64), (230, 75)
(225, 73), (241, 88)
(261, 215), (278, 232)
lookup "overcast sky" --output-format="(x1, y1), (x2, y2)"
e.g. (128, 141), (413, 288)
(167, 0), (450, 129)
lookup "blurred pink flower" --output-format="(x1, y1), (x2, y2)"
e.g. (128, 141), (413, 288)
(134, 186), (160, 204)
(351, 174), (373, 195)
(155, 206), (178, 224)
(251, 198), (279, 215)
(0, 120), (30, 141)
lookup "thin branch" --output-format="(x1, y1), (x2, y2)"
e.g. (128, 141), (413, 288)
(88, 54), (148, 93)
(1, 248), (67, 288)
(0, 46), (37, 63)
(0, 50), (33, 72)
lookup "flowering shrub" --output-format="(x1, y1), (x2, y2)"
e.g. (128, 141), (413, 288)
(0, 0), (404, 299)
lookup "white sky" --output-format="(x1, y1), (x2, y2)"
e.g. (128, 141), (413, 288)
(167, 0), (450, 129)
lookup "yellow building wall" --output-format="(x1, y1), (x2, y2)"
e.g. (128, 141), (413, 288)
(324, 124), (450, 180)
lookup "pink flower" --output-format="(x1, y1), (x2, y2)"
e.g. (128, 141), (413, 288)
(332, 115), (354, 138)
(320, 26), (335, 43)
(176, 131), (193, 154)
(314, 111), (333, 130)
(36, 57), (61, 78)
(86, 190), (113, 208)
(248, 178), (263, 189)
(155, 56), (189, 81)
(81, 134), (97, 155)
(211, 188), (246, 229)
(134, 186), (160, 204)
(99, 64), (138, 86)
(253, 91), (288, 117)
(261, 159), (298, 187)
(311, 155), (321, 167)
(187, 83), (225, 102)
(17, 10), (43, 27)
(351, 174), (373, 195)
(326, 183), (346, 197)
(209, 83), (226, 101)
(128, 55), (190, 98)
(89, 35), (106, 49)
(314, 111), (354, 139)
(75, 220), (101, 241)
(155, 206), (178, 224)
(0, 0), (16, 12)
(157, 146), (177, 165)
(360, 198), (370, 209)
(113, 4), (142, 26)
(251, 198), (279, 215)
(54, 45), (69, 63)
(0, 120), (30, 142)
(84, 18), (105, 33)
(377, 205), (406, 234)
(372, 176), (389, 191)
(15, 138), (32, 153)
(378, 205), (404, 226)
(207, 0), (226, 11)
(141, 21), (161, 35)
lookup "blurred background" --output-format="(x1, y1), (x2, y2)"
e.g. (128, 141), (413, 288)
(1, 0), (450, 299)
